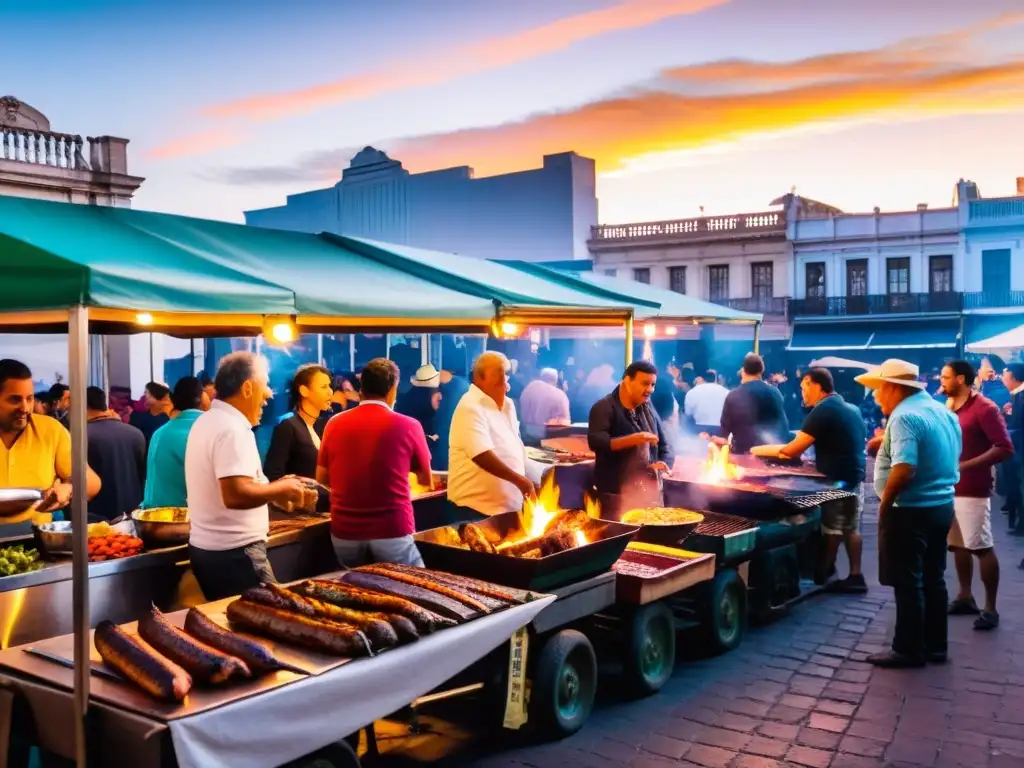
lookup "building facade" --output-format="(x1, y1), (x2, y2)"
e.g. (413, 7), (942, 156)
(0, 96), (154, 393)
(246, 147), (598, 262)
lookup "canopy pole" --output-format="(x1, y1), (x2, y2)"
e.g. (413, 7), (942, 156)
(624, 314), (634, 367)
(753, 321), (761, 355)
(349, 335), (356, 371)
(69, 306), (90, 768)
(317, 334), (324, 366)
(385, 334), (392, 359)
(421, 334), (429, 366)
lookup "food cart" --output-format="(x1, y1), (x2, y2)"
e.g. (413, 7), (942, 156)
(0, 196), (644, 767)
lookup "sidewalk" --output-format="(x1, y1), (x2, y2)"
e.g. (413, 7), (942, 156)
(458, 495), (1024, 768)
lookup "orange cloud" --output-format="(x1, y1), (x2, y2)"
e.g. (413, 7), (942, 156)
(146, 129), (246, 161)
(387, 16), (1024, 178)
(201, 0), (730, 120)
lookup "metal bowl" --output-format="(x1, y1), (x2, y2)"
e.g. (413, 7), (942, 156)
(32, 518), (135, 556)
(131, 507), (190, 549)
(0, 488), (44, 518)
(618, 508), (705, 547)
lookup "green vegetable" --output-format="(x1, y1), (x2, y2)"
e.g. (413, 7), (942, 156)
(0, 546), (44, 577)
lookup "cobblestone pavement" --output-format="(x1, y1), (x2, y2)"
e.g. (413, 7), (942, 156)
(376, 493), (1024, 768)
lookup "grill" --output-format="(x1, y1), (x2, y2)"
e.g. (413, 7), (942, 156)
(663, 477), (855, 521)
(413, 511), (639, 591)
(684, 512), (759, 562)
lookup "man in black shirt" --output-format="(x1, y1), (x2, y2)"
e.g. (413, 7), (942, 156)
(86, 386), (147, 520)
(717, 353), (790, 454)
(759, 368), (868, 593)
(588, 360), (673, 517)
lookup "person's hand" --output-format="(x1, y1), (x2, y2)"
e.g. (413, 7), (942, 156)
(649, 461), (670, 474)
(1004, 402), (1013, 415)
(274, 478), (312, 513)
(635, 431), (659, 446)
(35, 481), (72, 515)
(513, 475), (537, 501)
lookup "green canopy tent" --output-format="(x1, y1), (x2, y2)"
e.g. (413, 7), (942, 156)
(0, 196), (640, 768)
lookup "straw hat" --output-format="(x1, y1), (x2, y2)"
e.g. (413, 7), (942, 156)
(854, 359), (928, 391)
(410, 364), (441, 388)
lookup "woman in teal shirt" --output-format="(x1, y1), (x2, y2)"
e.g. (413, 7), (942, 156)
(142, 377), (209, 508)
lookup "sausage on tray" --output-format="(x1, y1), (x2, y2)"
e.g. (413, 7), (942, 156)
(299, 580), (456, 633)
(94, 620), (192, 701)
(372, 564), (522, 608)
(226, 599), (372, 657)
(249, 584), (400, 651)
(355, 565), (494, 613)
(183, 608), (284, 674)
(338, 571), (479, 622)
(137, 608), (250, 684)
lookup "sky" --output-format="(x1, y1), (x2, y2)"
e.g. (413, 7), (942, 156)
(9, 0), (1024, 224)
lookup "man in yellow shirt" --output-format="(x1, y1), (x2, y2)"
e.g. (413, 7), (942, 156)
(0, 359), (101, 534)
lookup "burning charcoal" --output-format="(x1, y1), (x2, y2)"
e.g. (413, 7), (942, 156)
(462, 523), (497, 554)
(542, 509), (591, 536)
(521, 549), (543, 559)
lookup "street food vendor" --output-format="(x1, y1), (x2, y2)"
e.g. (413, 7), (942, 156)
(0, 359), (102, 536)
(185, 352), (317, 601)
(448, 351), (539, 521)
(753, 367), (868, 592)
(318, 358), (433, 567)
(714, 353), (789, 454)
(588, 360), (673, 517)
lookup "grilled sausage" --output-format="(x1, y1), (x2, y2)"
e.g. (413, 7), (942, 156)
(300, 580), (454, 633)
(94, 620), (192, 701)
(355, 565), (493, 613)
(183, 608), (287, 674)
(373, 564), (521, 607)
(137, 608), (250, 684)
(226, 599), (372, 657)
(243, 585), (316, 616)
(339, 571), (479, 621)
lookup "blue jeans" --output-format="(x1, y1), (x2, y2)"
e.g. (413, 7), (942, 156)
(880, 503), (954, 659)
(331, 534), (423, 568)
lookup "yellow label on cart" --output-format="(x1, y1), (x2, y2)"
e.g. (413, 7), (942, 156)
(503, 627), (529, 730)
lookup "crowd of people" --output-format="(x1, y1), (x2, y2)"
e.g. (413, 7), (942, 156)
(3, 345), (1021, 671)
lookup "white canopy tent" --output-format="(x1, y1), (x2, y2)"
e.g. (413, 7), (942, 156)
(808, 356), (874, 370)
(965, 323), (1024, 360)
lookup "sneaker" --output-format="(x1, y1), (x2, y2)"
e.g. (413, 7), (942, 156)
(973, 611), (999, 631)
(868, 651), (926, 669)
(827, 574), (869, 594)
(948, 596), (980, 615)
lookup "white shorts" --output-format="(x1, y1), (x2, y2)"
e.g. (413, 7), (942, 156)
(948, 497), (994, 551)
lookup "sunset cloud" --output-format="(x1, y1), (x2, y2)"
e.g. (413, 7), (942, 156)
(200, 0), (730, 121)
(208, 13), (1024, 186)
(146, 129), (247, 161)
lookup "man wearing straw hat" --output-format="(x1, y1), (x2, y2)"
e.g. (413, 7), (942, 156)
(855, 359), (961, 668)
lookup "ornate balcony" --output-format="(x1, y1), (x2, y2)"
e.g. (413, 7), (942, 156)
(789, 293), (963, 317)
(717, 296), (788, 315)
(590, 211), (786, 247)
(1, 126), (89, 170)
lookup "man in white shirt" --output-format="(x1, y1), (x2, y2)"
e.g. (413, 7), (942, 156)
(684, 370), (729, 434)
(186, 352), (316, 601)
(448, 352), (538, 521)
(519, 368), (571, 446)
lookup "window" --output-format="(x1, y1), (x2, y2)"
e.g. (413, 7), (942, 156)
(669, 266), (686, 294)
(751, 262), (773, 299)
(805, 263), (826, 298)
(846, 259), (868, 297)
(603, 268), (617, 277)
(708, 265), (729, 302)
(633, 267), (650, 284)
(929, 255), (952, 293)
(887, 258), (910, 294)
(982, 249), (1011, 296)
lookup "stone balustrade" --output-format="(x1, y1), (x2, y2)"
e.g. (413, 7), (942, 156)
(591, 211), (785, 244)
(1, 127), (88, 170)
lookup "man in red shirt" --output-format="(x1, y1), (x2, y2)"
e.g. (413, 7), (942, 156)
(317, 358), (433, 568)
(941, 360), (1013, 630)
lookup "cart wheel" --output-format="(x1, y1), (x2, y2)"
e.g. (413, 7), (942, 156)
(530, 629), (597, 740)
(702, 568), (746, 654)
(623, 602), (676, 697)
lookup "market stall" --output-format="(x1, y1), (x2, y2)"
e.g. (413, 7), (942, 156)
(0, 196), (642, 767)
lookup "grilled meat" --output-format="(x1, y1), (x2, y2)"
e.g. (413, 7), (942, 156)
(497, 528), (574, 558)
(299, 580), (453, 634)
(94, 620), (192, 701)
(461, 523), (496, 554)
(183, 608), (283, 674)
(354, 565), (492, 613)
(226, 599), (372, 657)
(137, 607), (250, 684)
(337, 571), (478, 621)
(243, 585), (316, 616)
(373, 563), (522, 607)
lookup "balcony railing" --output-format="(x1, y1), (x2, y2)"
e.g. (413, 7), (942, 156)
(962, 291), (1024, 310)
(968, 198), (1024, 223)
(590, 211), (785, 244)
(789, 292), (962, 317)
(1, 127), (89, 170)
(716, 296), (788, 315)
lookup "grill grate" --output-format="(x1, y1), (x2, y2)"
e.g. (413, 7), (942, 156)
(773, 488), (855, 509)
(694, 512), (759, 537)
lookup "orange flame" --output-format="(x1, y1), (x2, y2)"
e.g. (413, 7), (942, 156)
(521, 472), (562, 538)
(701, 443), (744, 484)
(573, 529), (588, 547)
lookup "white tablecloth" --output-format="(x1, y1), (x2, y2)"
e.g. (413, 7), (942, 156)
(169, 595), (555, 768)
